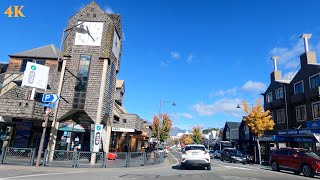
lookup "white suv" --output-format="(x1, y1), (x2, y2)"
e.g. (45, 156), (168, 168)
(180, 144), (211, 170)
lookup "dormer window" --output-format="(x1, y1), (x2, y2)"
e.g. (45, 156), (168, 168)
(294, 81), (304, 95)
(275, 88), (283, 100)
(266, 92), (273, 103)
(310, 73), (320, 89)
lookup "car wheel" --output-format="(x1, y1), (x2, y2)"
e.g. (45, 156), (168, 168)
(271, 161), (280, 172)
(228, 158), (232, 163)
(207, 165), (211, 170)
(302, 165), (314, 178)
(293, 170), (300, 175)
(221, 158), (224, 162)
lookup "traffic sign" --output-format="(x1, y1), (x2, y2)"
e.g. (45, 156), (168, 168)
(42, 94), (59, 103)
(40, 103), (56, 108)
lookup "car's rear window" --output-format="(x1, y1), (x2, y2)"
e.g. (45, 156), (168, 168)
(185, 146), (205, 151)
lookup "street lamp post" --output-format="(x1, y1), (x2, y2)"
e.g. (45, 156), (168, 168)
(236, 103), (253, 109)
(37, 22), (88, 166)
(157, 100), (176, 153)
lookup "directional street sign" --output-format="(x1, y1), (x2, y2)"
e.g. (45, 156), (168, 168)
(42, 94), (59, 103)
(40, 103), (56, 108)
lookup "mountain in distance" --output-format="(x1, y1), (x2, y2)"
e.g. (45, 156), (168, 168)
(170, 127), (191, 136)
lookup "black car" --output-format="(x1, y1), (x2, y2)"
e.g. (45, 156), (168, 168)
(220, 148), (247, 164)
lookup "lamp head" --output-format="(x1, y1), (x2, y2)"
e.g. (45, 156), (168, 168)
(236, 104), (241, 109)
(73, 24), (87, 34)
(172, 102), (176, 106)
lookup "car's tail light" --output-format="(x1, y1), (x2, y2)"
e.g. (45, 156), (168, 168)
(204, 151), (208, 154)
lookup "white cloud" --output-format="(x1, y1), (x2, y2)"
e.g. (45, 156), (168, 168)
(269, 39), (304, 70)
(209, 87), (238, 97)
(105, 7), (114, 14)
(160, 60), (169, 67)
(170, 52), (181, 59)
(192, 98), (243, 117)
(186, 54), (194, 64)
(173, 113), (194, 119)
(241, 80), (267, 93)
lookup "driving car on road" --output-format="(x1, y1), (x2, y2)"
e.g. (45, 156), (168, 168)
(270, 148), (320, 178)
(180, 144), (211, 170)
(220, 148), (247, 164)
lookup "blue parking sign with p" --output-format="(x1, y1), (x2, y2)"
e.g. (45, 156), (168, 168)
(42, 94), (59, 103)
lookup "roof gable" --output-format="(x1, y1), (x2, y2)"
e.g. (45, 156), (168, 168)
(10, 44), (60, 59)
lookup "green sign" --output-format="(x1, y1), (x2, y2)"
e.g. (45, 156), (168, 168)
(31, 65), (36, 70)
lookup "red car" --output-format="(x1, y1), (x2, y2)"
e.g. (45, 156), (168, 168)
(270, 148), (320, 177)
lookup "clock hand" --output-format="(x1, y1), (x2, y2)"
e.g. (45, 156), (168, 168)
(86, 26), (95, 42)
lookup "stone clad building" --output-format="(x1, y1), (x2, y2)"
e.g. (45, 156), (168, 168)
(0, 1), (152, 154)
(0, 44), (60, 149)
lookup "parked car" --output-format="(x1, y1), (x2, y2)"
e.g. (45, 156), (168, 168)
(180, 144), (211, 170)
(220, 148), (247, 164)
(270, 148), (320, 177)
(239, 150), (253, 164)
(214, 150), (221, 159)
(209, 150), (215, 159)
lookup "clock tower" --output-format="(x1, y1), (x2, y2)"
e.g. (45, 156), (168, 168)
(49, 1), (122, 153)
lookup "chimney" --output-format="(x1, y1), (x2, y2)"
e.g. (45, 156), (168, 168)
(299, 34), (317, 67)
(270, 56), (282, 82)
(271, 56), (279, 71)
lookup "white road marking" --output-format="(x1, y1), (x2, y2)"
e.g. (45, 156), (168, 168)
(0, 171), (88, 179)
(211, 162), (256, 171)
(169, 151), (180, 166)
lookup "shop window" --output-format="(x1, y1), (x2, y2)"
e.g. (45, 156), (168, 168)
(35, 59), (46, 65)
(296, 105), (306, 122)
(312, 101), (320, 119)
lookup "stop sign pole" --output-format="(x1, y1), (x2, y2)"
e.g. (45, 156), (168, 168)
(35, 108), (51, 166)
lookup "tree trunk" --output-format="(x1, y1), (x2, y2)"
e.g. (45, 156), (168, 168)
(257, 139), (261, 164)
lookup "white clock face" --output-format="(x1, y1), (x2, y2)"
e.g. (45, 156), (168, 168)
(112, 30), (121, 59)
(74, 21), (104, 46)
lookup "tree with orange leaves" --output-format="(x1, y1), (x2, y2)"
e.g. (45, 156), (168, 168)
(242, 99), (275, 164)
(151, 113), (173, 142)
(180, 134), (193, 145)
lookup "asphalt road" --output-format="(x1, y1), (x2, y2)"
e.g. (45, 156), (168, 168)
(0, 149), (317, 180)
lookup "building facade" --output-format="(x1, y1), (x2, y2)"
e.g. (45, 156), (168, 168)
(263, 34), (320, 155)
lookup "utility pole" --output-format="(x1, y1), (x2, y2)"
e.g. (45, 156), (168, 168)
(35, 108), (51, 166)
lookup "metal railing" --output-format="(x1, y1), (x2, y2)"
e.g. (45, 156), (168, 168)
(0, 148), (166, 168)
(0, 147), (35, 166)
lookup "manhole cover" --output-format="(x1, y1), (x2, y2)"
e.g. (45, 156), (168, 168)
(120, 174), (160, 179)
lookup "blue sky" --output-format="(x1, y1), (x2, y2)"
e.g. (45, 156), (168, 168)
(2, 0), (320, 130)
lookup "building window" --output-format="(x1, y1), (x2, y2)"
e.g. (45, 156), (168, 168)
(73, 55), (91, 109)
(296, 105), (306, 122)
(310, 73), (320, 90)
(312, 101), (320, 119)
(275, 88), (283, 100)
(277, 109), (285, 124)
(20, 59), (32, 72)
(35, 59), (46, 65)
(270, 112), (275, 121)
(123, 119), (127, 123)
(266, 92), (273, 103)
(294, 81), (304, 95)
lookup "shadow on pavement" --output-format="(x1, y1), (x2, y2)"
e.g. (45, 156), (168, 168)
(172, 165), (205, 170)
(260, 168), (320, 179)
